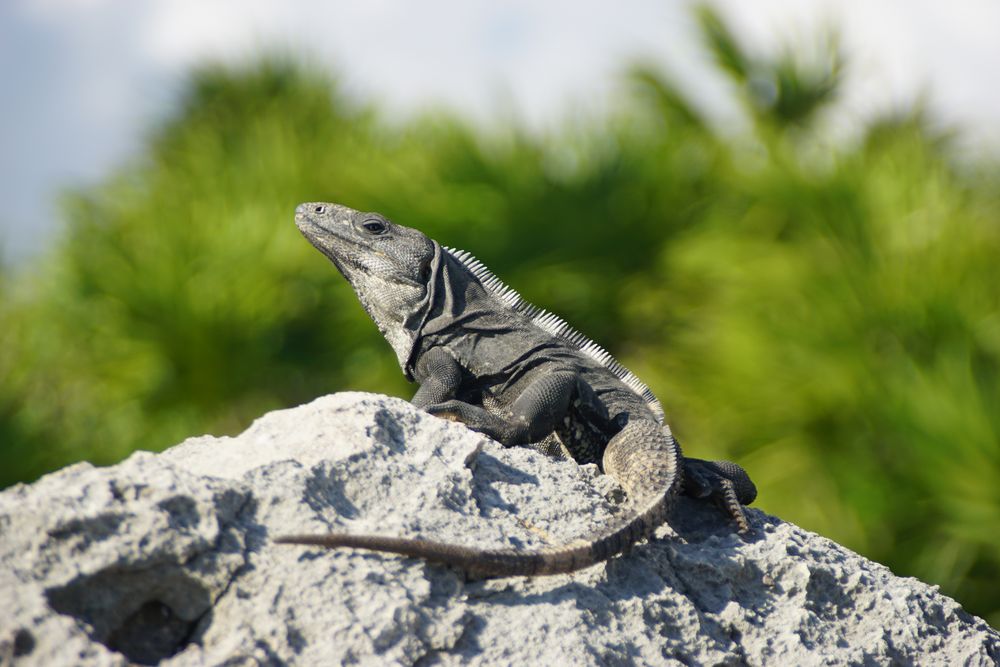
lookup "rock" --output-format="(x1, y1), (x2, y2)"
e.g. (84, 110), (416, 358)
(1, 392), (997, 666)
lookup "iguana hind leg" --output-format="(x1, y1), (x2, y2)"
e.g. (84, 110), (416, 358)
(681, 457), (757, 533)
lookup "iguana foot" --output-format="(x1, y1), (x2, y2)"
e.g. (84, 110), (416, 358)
(682, 457), (757, 534)
(424, 400), (522, 443)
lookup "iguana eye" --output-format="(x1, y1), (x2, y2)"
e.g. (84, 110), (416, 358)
(314, 205), (326, 214)
(362, 220), (387, 235)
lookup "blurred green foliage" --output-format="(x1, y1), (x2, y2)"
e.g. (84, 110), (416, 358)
(2, 8), (999, 625)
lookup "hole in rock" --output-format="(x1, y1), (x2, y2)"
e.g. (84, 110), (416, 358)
(15, 629), (36, 656)
(1, 628), (36, 658)
(106, 600), (193, 665)
(46, 568), (211, 664)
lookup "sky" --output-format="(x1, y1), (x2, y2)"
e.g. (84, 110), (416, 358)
(2, 0), (999, 264)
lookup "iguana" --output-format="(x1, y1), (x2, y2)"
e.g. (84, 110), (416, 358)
(275, 202), (757, 577)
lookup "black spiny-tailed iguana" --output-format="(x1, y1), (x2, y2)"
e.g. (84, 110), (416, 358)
(275, 202), (757, 577)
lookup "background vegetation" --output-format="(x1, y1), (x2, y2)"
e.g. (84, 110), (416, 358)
(2, 9), (998, 626)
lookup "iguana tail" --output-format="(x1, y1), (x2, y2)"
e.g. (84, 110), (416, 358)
(275, 420), (700, 577)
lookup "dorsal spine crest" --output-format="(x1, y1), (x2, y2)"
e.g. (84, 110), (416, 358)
(443, 246), (665, 422)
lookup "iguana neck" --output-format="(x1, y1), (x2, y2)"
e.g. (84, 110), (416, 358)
(400, 242), (511, 380)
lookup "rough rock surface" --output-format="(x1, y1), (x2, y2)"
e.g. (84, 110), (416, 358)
(1, 392), (997, 666)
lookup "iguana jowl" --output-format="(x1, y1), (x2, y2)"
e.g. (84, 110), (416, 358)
(276, 202), (757, 576)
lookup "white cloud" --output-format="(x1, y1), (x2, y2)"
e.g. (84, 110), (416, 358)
(714, 0), (1000, 148)
(2, 0), (999, 261)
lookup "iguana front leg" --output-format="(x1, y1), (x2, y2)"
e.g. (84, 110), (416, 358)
(424, 371), (579, 447)
(411, 347), (465, 408)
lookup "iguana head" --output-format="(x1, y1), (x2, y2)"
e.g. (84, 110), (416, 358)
(295, 202), (437, 370)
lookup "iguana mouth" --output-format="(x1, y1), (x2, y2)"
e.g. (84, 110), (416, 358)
(295, 217), (363, 273)
(296, 215), (424, 288)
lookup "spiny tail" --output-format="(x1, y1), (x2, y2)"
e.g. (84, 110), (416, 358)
(274, 421), (681, 577)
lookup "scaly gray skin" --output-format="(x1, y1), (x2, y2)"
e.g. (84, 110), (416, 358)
(275, 202), (757, 577)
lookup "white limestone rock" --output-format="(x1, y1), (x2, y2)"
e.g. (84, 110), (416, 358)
(1, 392), (997, 666)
